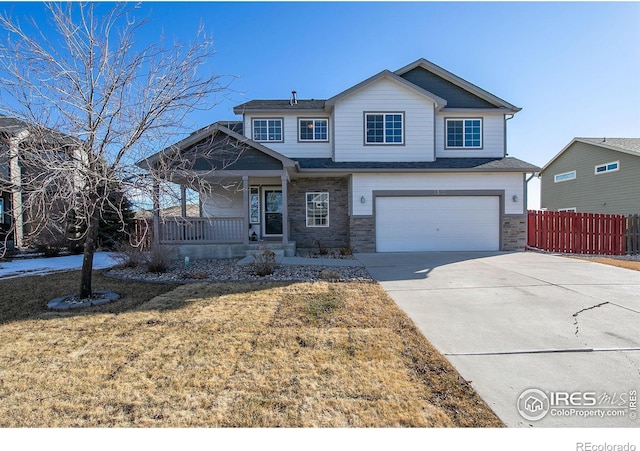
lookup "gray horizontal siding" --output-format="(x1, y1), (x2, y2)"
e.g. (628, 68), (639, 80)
(399, 67), (496, 109)
(541, 141), (640, 215)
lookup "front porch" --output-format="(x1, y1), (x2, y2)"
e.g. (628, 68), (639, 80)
(155, 216), (296, 258)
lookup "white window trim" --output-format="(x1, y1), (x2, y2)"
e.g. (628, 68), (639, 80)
(594, 161), (620, 175)
(554, 170), (576, 183)
(298, 118), (329, 142)
(305, 192), (329, 227)
(445, 118), (483, 149)
(364, 112), (405, 145)
(558, 207), (577, 212)
(252, 118), (284, 142)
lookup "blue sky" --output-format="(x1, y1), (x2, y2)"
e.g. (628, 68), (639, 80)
(3, 1), (640, 208)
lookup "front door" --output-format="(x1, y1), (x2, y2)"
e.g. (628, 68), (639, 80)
(263, 189), (283, 236)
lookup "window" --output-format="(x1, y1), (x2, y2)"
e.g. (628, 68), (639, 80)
(306, 192), (329, 227)
(299, 119), (328, 142)
(446, 118), (482, 148)
(554, 170), (576, 183)
(249, 187), (260, 224)
(365, 113), (403, 144)
(595, 161), (619, 175)
(253, 118), (283, 142)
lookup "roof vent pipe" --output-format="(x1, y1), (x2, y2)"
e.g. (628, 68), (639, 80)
(291, 91), (297, 105)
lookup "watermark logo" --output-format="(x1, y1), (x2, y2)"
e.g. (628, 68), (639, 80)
(517, 388), (637, 421)
(517, 388), (550, 421)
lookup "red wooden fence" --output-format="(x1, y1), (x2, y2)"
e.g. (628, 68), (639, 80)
(132, 218), (152, 249)
(527, 210), (626, 255)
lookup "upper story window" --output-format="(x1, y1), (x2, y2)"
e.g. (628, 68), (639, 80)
(595, 161), (619, 175)
(554, 170), (576, 183)
(365, 112), (404, 145)
(299, 118), (328, 142)
(253, 118), (283, 142)
(446, 118), (482, 149)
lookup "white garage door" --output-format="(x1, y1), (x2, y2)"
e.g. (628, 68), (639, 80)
(375, 196), (500, 252)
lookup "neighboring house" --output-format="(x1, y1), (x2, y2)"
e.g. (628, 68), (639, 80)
(0, 115), (81, 250)
(539, 138), (640, 215)
(0, 116), (34, 249)
(140, 58), (539, 257)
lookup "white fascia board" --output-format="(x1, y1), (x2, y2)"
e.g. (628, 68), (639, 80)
(538, 138), (579, 175)
(137, 122), (297, 170)
(439, 108), (515, 114)
(296, 167), (536, 174)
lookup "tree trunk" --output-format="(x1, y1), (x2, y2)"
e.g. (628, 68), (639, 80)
(79, 211), (100, 299)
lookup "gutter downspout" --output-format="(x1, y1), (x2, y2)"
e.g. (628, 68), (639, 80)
(523, 171), (539, 250)
(504, 114), (515, 157)
(524, 172), (537, 212)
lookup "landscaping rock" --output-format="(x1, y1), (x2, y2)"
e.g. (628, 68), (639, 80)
(106, 258), (372, 283)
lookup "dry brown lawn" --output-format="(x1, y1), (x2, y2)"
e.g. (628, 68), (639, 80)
(574, 257), (640, 272)
(0, 271), (502, 427)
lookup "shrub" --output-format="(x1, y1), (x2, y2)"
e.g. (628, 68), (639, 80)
(339, 245), (354, 257)
(112, 242), (149, 268)
(250, 245), (277, 276)
(146, 245), (177, 273)
(313, 238), (328, 256)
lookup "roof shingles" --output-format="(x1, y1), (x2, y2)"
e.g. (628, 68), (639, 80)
(295, 157), (540, 172)
(577, 138), (640, 155)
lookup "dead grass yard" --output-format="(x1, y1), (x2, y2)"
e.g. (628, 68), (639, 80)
(573, 257), (640, 272)
(0, 270), (502, 427)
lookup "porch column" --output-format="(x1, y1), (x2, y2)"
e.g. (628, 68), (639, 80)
(242, 175), (249, 245)
(180, 184), (187, 218)
(281, 172), (288, 245)
(9, 135), (24, 248)
(152, 179), (160, 246)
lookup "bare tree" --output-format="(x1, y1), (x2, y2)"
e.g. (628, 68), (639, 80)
(0, 2), (237, 298)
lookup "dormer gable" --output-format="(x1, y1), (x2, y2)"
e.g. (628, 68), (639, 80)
(395, 58), (521, 112)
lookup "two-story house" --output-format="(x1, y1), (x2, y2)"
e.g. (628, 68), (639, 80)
(140, 58), (539, 257)
(0, 115), (83, 251)
(539, 137), (640, 215)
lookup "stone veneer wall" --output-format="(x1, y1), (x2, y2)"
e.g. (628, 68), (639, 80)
(502, 214), (527, 251)
(288, 177), (350, 249)
(349, 216), (375, 253)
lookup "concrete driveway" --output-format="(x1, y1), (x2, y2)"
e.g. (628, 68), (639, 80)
(356, 251), (640, 427)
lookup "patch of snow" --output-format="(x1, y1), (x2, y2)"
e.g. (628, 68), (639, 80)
(0, 252), (118, 280)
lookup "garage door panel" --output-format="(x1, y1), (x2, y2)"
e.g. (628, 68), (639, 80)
(375, 196), (499, 252)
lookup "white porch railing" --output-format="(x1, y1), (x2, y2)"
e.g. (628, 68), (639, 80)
(159, 217), (244, 244)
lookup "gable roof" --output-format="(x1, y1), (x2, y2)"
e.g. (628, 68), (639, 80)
(324, 69), (447, 110)
(137, 121), (296, 171)
(540, 137), (640, 174)
(233, 99), (325, 114)
(395, 58), (521, 112)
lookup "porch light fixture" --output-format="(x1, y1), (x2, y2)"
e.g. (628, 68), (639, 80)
(360, 196), (366, 204)
(512, 195), (518, 202)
